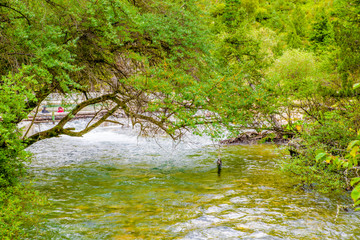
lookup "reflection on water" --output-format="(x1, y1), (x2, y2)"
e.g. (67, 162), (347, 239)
(26, 126), (360, 239)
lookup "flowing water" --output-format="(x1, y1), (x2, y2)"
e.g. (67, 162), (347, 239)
(26, 124), (360, 239)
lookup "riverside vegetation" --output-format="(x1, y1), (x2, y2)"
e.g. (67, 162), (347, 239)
(0, 0), (360, 238)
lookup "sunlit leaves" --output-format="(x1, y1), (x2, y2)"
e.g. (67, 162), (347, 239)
(0, 66), (39, 186)
(315, 152), (327, 162)
(354, 83), (360, 90)
(351, 182), (360, 210)
(315, 139), (360, 209)
(347, 140), (360, 150)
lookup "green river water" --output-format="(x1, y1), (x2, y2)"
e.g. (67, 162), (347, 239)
(27, 126), (360, 239)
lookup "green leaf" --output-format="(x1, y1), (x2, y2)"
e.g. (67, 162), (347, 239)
(350, 146), (359, 158)
(315, 152), (327, 162)
(354, 199), (360, 207)
(353, 83), (360, 90)
(351, 177), (360, 186)
(348, 140), (360, 151)
(351, 185), (360, 202)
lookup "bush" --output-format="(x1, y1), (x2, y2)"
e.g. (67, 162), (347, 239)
(303, 112), (358, 155)
(268, 49), (320, 83)
(281, 154), (347, 193)
(0, 184), (46, 239)
(282, 110), (359, 193)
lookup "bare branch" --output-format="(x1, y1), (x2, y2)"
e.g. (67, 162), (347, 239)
(22, 105), (40, 140)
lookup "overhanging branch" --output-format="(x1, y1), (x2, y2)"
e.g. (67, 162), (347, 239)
(24, 93), (118, 146)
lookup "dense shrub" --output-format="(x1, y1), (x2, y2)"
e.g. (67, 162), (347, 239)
(0, 184), (46, 239)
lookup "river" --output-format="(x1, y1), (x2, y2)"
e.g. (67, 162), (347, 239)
(26, 124), (360, 239)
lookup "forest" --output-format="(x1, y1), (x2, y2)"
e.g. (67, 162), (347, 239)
(0, 0), (360, 238)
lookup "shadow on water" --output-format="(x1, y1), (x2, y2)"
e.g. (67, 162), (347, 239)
(26, 126), (360, 239)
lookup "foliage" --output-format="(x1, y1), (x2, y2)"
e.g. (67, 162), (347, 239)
(0, 67), (37, 187)
(0, 183), (46, 239)
(333, 0), (360, 92)
(0, 67), (46, 239)
(314, 136), (360, 209)
(0, 0), (227, 145)
(310, 10), (334, 52)
(241, 0), (360, 209)
(267, 49), (321, 95)
(281, 154), (347, 194)
(210, 0), (266, 82)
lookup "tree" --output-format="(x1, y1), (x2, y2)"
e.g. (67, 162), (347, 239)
(0, 0), (230, 187)
(333, 0), (360, 94)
